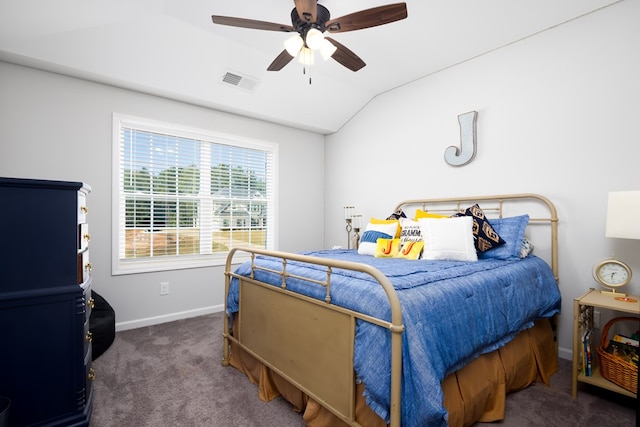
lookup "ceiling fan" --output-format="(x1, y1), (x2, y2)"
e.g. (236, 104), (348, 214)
(211, 1), (408, 72)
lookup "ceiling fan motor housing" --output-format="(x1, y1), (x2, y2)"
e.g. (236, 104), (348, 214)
(291, 4), (331, 36)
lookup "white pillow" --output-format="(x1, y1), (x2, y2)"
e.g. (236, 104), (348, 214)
(418, 216), (478, 262)
(358, 222), (399, 256)
(399, 218), (423, 245)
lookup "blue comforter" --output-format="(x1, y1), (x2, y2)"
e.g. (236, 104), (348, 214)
(228, 249), (561, 426)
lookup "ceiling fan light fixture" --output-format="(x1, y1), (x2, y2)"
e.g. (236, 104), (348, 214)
(305, 28), (324, 50)
(319, 39), (337, 60)
(297, 47), (315, 65)
(284, 34), (304, 57)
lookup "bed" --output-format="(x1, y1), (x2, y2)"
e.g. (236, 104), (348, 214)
(222, 194), (561, 427)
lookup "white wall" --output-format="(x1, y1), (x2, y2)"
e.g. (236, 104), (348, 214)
(0, 63), (325, 329)
(324, 0), (640, 359)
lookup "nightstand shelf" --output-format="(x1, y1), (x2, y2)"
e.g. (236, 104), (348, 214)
(572, 288), (639, 399)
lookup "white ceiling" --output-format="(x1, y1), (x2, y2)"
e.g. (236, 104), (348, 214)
(0, 0), (621, 134)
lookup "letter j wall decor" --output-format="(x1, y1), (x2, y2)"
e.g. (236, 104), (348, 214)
(445, 111), (478, 166)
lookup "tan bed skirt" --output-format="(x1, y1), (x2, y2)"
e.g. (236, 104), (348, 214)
(229, 318), (557, 427)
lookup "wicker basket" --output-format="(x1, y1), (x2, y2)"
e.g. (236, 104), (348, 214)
(596, 316), (639, 394)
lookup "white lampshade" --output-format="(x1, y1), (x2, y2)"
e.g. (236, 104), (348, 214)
(319, 38), (337, 60)
(298, 47), (315, 65)
(284, 34), (303, 57)
(305, 28), (324, 50)
(605, 190), (640, 239)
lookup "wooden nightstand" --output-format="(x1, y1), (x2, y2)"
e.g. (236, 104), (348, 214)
(572, 288), (639, 398)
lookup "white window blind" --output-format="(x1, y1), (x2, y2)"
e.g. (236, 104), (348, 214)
(112, 114), (276, 274)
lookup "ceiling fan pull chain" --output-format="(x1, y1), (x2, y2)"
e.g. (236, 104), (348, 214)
(306, 66), (312, 85)
(302, 66), (312, 84)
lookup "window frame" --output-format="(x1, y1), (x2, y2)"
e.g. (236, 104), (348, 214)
(111, 113), (278, 275)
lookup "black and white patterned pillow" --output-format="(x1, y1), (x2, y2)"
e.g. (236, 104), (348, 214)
(454, 204), (506, 252)
(386, 208), (407, 220)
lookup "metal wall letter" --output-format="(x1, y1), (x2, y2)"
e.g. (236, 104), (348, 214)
(444, 111), (477, 166)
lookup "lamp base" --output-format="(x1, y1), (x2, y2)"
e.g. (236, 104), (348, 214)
(599, 289), (628, 297)
(352, 228), (360, 250)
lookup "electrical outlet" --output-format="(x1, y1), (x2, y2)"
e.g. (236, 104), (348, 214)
(160, 282), (169, 296)
(593, 310), (601, 329)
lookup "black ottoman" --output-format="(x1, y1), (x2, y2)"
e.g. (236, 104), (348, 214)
(90, 291), (116, 360)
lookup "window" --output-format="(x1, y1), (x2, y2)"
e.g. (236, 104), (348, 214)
(112, 114), (276, 274)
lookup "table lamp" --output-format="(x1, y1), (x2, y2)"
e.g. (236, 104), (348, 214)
(598, 191), (640, 296)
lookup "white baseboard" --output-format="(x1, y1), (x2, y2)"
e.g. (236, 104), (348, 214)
(115, 305), (224, 332)
(558, 346), (572, 361)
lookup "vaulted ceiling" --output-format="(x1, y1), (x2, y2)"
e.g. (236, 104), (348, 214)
(0, 0), (620, 134)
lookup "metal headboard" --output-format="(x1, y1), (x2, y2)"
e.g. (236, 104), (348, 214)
(393, 193), (559, 282)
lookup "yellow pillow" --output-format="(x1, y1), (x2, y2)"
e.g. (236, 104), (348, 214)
(414, 209), (448, 221)
(395, 241), (425, 260)
(374, 238), (401, 258)
(370, 218), (401, 238)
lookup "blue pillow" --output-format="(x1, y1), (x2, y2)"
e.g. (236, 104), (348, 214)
(478, 215), (529, 260)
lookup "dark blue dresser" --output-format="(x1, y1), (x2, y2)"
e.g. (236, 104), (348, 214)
(0, 177), (93, 426)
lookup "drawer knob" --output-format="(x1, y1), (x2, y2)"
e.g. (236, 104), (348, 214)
(84, 233), (91, 242)
(85, 262), (92, 272)
(81, 205), (88, 214)
(88, 368), (95, 381)
(88, 297), (95, 309)
(86, 331), (93, 342)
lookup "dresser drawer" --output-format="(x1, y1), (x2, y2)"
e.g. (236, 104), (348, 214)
(82, 283), (93, 355)
(78, 192), (88, 224)
(77, 249), (91, 285)
(84, 317), (92, 355)
(78, 223), (90, 251)
(86, 289), (93, 319)
(85, 347), (94, 400)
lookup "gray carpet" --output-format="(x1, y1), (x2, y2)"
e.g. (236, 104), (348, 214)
(90, 312), (637, 426)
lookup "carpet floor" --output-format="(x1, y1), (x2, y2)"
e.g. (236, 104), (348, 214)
(89, 312), (637, 426)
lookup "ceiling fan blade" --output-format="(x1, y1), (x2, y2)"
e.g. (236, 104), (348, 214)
(294, 0), (317, 23)
(267, 50), (294, 71)
(325, 3), (408, 33)
(212, 15), (294, 32)
(325, 38), (366, 72)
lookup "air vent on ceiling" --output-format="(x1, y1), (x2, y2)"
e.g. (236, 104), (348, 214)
(220, 71), (260, 93)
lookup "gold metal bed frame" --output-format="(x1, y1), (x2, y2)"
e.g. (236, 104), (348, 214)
(222, 193), (559, 427)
